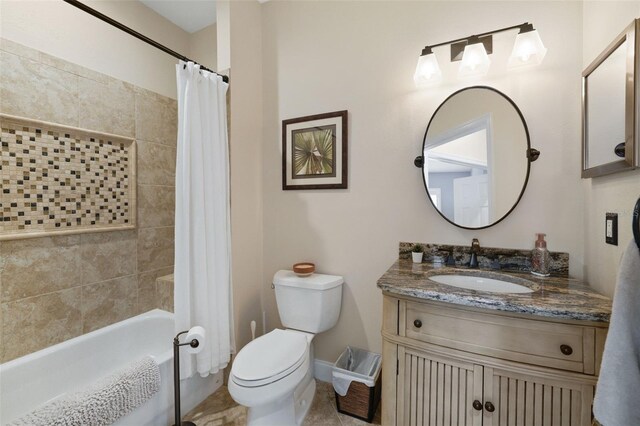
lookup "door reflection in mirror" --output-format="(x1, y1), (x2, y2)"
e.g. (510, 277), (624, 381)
(422, 86), (531, 229)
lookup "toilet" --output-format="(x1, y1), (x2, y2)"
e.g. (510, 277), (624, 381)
(228, 270), (343, 426)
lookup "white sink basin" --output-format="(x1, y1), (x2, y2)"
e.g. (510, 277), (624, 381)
(429, 274), (534, 294)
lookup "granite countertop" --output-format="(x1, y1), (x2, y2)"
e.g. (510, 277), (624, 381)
(377, 259), (612, 323)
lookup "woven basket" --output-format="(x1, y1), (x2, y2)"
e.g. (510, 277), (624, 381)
(335, 375), (381, 423)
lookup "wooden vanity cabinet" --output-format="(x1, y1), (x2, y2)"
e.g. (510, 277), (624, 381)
(381, 295), (608, 426)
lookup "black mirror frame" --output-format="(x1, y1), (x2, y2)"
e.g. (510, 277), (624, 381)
(417, 85), (538, 230)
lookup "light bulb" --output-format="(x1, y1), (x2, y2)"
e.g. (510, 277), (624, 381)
(459, 39), (491, 77)
(509, 26), (547, 68)
(414, 49), (442, 85)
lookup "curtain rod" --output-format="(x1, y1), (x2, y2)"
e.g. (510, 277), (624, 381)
(62, 0), (229, 84)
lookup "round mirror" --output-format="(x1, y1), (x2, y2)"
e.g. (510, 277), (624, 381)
(421, 86), (532, 229)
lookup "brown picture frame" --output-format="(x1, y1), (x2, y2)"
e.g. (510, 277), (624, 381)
(282, 110), (348, 190)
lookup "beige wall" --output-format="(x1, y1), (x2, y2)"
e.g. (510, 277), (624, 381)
(226, 0), (265, 351)
(0, 39), (177, 362)
(0, 0), (189, 99)
(582, 1), (640, 297)
(190, 23), (218, 72)
(260, 1), (585, 363)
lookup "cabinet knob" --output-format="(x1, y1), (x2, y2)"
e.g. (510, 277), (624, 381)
(560, 344), (573, 356)
(485, 401), (495, 412)
(413, 319), (422, 328)
(472, 400), (483, 411)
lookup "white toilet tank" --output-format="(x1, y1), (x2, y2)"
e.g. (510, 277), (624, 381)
(273, 270), (343, 333)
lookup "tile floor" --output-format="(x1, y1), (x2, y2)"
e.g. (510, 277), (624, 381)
(184, 380), (381, 426)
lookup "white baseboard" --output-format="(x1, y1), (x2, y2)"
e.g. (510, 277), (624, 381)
(314, 359), (334, 383)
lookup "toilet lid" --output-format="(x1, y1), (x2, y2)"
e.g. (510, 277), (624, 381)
(232, 329), (308, 387)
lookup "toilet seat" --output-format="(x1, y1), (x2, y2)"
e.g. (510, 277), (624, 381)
(232, 329), (308, 388)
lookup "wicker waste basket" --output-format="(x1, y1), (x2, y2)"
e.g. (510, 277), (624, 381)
(332, 346), (382, 423)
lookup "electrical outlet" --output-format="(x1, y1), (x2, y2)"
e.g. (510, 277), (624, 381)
(605, 213), (618, 245)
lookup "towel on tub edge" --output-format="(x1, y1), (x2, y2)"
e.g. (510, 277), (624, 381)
(10, 356), (161, 426)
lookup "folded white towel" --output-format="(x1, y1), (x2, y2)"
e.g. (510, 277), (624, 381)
(594, 240), (640, 426)
(10, 356), (161, 426)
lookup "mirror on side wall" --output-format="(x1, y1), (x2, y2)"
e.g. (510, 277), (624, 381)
(582, 18), (639, 178)
(416, 86), (538, 230)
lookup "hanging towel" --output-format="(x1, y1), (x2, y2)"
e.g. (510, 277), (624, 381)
(9, 356), (160, 426)
(593, 240), (640, 426)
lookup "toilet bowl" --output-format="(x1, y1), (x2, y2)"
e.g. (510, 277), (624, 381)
(228, 270), (343, 426)
(228, 329), (315, 425)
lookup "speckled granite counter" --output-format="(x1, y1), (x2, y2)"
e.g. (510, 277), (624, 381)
(377, 259), (612, 323)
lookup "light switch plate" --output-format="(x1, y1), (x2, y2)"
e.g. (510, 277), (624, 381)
(605, 213), (618, 245)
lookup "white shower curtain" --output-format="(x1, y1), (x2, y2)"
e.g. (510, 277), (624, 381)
(174, 61), (234, 378)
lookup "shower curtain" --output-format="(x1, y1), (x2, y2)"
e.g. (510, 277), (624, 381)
(174, 61), (234, 378)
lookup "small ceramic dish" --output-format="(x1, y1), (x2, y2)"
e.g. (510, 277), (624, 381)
(293, 262), (315, 276)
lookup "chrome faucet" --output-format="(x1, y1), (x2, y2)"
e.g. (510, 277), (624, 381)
(469, 238), (480, 268)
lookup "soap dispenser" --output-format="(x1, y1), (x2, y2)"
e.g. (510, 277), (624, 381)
(531, 233), (550, 277)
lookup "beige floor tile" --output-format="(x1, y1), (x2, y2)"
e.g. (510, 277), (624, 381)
(182, 381), (381, 426)
(184, 385), (247, 426)
(304, 381), (342, 426)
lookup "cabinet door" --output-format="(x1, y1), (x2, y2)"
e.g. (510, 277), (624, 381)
(482, 366), (594, 426)
(398, 346), (483, 426)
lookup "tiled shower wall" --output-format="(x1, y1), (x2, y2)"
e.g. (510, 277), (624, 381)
(0, 39), (176, 362)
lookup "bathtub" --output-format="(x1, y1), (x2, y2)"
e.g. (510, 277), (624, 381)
(0, 309), (221, 425)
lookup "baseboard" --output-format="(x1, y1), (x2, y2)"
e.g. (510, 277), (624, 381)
(314, 359), (334, 383)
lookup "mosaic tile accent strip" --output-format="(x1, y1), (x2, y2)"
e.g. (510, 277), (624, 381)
(0, 114), (136, 240)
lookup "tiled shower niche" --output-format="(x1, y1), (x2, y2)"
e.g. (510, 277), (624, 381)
(0, 114), (136, 240)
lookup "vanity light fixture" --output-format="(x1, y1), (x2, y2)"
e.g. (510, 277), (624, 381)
(508, 23), (548, 68)
(458, 36), (491, 77)
(413, 46), (442, 85)
(414, 22), (547, 85)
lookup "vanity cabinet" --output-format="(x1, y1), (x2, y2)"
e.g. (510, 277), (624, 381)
(381, 295), (608, 426)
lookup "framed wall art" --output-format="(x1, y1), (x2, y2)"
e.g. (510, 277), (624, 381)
(282, 110), (348, 190)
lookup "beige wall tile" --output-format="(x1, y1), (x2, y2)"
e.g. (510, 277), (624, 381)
(81, 275), (137, 333)
(0, 51), (78, 126)
(135, 92), (178, 146)
(137, 226), (174, 273)
(0, 40), (183, 359)
(1, 287), (82, 362)
(137, 185), (175, 228)
(137, 267), (173, 314)
(156, 275), (174, 313)
(39, 51), (82, 76)
(78, 77), (136, 137)
(0, 38), (40, 61)
(80, 230), (137, 285)
(0, 235), (83, 303)
(0, 269), (3, 354)
(137, 140), (176, 186)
